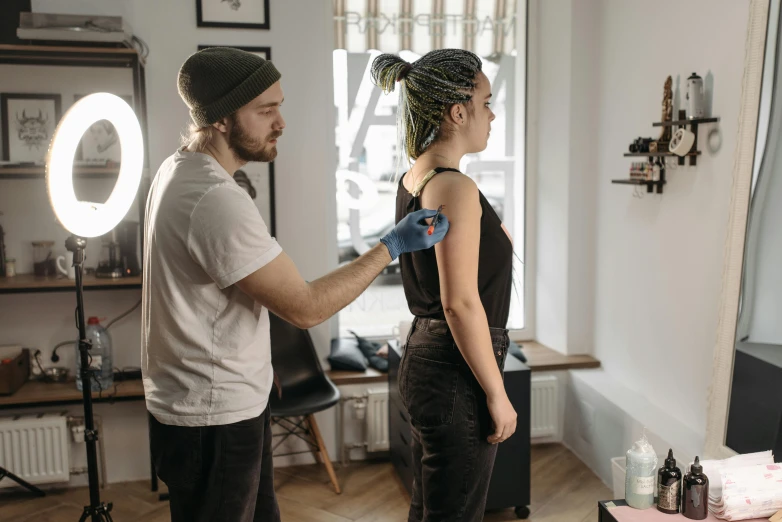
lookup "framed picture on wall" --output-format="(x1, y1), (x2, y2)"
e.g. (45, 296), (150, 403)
(195, 45), (275, 234)
(73, 94), (133, 164)
(234, 162), (276, 236)
(198, 45), (270, 60)
(1, 93), (62, 163)
(196, 0), (270, 30)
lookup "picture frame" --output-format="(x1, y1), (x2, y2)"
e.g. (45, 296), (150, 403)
(197, 45), (271, 60)
(1, 93), (62, 164)
(73, 93), (133, 164)
(195, 45), (276, 235)
(234, 161), (276, 237)
(196, 0), (270, 30)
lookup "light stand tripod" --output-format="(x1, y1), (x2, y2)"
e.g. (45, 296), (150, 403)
(66, 235), (113, 522)
(46, 92), (141, 521)
(0, 466), (45, 497)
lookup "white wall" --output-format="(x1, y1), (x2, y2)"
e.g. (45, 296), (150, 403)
(0, 0), (338, 485)
(532, 0), (749, 485)
(533, 0), (599, 356)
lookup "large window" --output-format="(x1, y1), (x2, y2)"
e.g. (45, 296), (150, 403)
(333, 0), (525, 337)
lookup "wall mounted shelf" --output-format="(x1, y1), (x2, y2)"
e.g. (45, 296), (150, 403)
(0, 274), (142, 294)
(0, 166), (121, 180)
(611, 178), (666, 194)
(0, 44), (149, 284)
(623, 151), (701, 158)
(613, 111), (720, 194)
(652, 117), (720, 127)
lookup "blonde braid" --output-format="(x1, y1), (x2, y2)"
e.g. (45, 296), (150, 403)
(371, 49), (482, 162)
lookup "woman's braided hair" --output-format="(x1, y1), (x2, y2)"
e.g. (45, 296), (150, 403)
(371, 49), (482, 162)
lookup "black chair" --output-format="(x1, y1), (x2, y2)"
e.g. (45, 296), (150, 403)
(268, 312), (342, 494)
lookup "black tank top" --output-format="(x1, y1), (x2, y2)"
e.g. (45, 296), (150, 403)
(396, 168), (514, 328)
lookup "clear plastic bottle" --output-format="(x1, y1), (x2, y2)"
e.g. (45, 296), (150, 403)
(76, 317), (113, 392)
(625, 432), (658, 509)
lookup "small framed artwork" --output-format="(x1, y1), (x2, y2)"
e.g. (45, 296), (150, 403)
(196, 0), (270, 30)
(234, 161), (276, 236)
(198, 45), (271, 60)
(74, 94), (133, 164)
(1, 93), (62, 163)
(196, 45), (275, 233)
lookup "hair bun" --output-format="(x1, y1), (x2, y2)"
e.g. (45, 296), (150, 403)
(371, 54), (411, 93)
(396, 63), (413, 82)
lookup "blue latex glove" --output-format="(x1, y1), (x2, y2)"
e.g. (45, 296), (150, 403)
(380, 208), (450, 261)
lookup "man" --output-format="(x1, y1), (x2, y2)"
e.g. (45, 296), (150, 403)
(141, 48), (449, 522)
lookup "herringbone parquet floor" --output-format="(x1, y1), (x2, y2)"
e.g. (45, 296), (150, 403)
(0, 444), (611, 522)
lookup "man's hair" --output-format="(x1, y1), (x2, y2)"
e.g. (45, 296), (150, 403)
(181, 112), (239, 152)
(371, 49), (482, 162)
(180, 121), (220, 152)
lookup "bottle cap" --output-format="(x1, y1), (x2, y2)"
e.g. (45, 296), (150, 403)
(87, 316), (100, 325)
(691, 456), (703, 474)
(665, 448), (676, 468)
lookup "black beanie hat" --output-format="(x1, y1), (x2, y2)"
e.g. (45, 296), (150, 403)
(177, 47), (282, 127)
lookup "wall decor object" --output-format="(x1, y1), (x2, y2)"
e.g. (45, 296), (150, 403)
(1, 93), (61, 163)
(196, 0), (270, 30)
(234, 161), (276, 236)
(197, 45), (270, 60)
(195, 45), (275, 234)
(74, 94), (133, 163)
(657, 75), (674, 145)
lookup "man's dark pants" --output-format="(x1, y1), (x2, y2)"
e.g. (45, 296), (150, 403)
(149, 404), (280, 522)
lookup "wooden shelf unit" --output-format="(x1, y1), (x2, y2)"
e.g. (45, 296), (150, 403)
(0, 274), (142, 294)
(0, 166), (121, 179)
(0, 378), (145, 408)
(0, 44), (149, 291)
(614, 112), (720, 194)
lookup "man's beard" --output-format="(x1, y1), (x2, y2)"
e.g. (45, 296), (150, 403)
(229, 117), (281, 163)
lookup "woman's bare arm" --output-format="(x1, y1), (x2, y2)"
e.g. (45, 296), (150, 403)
(421, 173), (517, 444)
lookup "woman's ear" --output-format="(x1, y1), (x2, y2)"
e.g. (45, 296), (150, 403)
(449, 103), (466, 126)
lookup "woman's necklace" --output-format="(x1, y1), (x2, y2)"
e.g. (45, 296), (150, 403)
(409, 152), (459, 192)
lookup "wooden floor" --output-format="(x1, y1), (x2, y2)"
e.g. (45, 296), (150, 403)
(0, 444), (611, 522)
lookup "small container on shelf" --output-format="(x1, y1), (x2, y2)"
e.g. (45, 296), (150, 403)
(5, 258), (16, 277)
(32, 241), (57, 277)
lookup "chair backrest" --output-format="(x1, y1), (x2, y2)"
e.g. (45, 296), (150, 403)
(269, 312), (325, 390)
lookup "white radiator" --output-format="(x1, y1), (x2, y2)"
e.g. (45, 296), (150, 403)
(0, 414), (70, 487)
(366, 388), (390, 453)
(530, 375), (559, 439)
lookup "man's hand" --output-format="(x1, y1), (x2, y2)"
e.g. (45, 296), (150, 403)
(379, 208), (450, 261)
(236, 210), (448, 329)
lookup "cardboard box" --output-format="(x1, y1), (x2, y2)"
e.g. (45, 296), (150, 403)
(0, 347), (30, 395)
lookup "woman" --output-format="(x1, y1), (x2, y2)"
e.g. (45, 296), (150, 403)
(372, 49), (517, 521)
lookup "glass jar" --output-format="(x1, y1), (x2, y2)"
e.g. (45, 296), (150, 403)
(5, 258), (15, 277)
(32, 241), (56, 277)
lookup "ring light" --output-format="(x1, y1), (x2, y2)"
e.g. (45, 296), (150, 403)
(46, 93), (143, 238)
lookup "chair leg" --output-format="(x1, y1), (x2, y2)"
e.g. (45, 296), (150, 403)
(309, 445), (322, 464)
(307, 414), (341, 494)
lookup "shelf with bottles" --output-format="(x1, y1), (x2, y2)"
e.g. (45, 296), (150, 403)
(0, 164), (122, 180)
(614, 107), (720, 195)
(652, 116), (720, 127)
(611, 178), (667, 193)
(612, 160), (667, 194)
(0, 43), (150, 292)
(0, 273), (142, 294)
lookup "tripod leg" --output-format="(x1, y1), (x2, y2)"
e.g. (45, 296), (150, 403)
(0, 467), (46, 497)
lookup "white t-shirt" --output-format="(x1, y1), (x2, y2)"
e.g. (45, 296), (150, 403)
(141, 150), (282, 426)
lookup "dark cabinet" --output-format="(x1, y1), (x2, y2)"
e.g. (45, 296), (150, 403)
(388, 341), (531, 519)
(726, 343), (782, 461)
